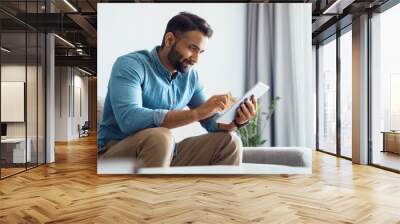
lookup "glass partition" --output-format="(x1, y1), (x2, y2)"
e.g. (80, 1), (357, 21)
(27, 31), (38, 169)
(38, 32), (45, 165)
(0, 1), (46, 179)
(1, 31), (28, 177)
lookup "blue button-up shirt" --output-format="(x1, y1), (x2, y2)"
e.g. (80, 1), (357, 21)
(98, 46), (220, 151)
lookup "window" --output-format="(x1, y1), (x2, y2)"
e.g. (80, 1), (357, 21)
(340, 29), (352, 158)
(371, 2), (400, 171)
(390, 74), (400, 130)
(318, 37), (337, 154)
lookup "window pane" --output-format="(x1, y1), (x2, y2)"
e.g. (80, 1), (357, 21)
(340, 30), (352, 158)
(318, 38), (337, 154)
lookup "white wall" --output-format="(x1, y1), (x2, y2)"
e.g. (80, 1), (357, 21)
(55, 67), (89, 141)
(1, 65), (37, 137)
(97, 3), (247, 141)
(55, 67), (68, 141)
(77, 74), (89, 127)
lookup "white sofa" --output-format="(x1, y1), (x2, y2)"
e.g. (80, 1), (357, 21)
(98, 145), (312, 175)
(97, 99), (312, 174)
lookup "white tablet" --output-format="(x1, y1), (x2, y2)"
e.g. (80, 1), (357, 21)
(216, 82), (270, 124)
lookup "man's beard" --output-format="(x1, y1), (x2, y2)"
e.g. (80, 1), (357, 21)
(167, 44), (192, 73)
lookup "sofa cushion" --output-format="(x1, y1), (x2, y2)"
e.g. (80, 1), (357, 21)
(242, 147), (312, 167)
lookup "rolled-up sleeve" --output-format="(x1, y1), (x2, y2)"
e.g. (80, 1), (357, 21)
(187, 74), (221, 132)
(109, 57), (168, 135)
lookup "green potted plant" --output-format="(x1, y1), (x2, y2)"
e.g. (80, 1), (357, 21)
(236, 96), (281, 147)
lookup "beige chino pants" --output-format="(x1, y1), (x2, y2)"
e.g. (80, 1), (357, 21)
(99, 127), (242, 168)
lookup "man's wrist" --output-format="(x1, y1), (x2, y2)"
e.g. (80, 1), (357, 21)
(192, 109), (201, 121)
(234, 119), (249, 129)
(218, 122), (237, 131)
(192, 109), (198, 121)
(218, 122), (238, 131)
(228, 122), (237, 131)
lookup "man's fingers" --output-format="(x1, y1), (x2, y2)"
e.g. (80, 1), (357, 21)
(213, 94), (229, 99)
(219, 95), (229, 105)
(217, 102), (226, 111)
(240, 103), (251, 118)
(249, 95), (257, 116)
(251, 95), (257, 105)
(236, 108), (246, 121)
(245, 99), (256, 116)
(210, 95), (223, 101)
(218, 96), (231, 107)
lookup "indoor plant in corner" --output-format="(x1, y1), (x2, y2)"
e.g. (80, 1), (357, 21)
(236, 96), (281, 147)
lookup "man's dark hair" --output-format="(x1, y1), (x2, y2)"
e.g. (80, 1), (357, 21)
(161, 12), (213, 48)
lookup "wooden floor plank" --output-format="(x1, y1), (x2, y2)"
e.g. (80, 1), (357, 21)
(0, 135), (400, 223)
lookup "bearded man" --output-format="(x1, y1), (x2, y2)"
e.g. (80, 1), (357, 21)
(98, 12), (257, 167)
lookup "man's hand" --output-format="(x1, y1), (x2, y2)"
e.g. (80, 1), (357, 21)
(194, 94), (230, 120)
(234, 95), (257, 126)
(218, 95), (257, 131)
(161, 94), (230, 129)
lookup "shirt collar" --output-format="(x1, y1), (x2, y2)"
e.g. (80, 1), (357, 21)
(150, 46), (176, 82)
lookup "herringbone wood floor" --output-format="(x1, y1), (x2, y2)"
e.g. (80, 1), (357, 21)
(1, 135), (400, 224)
